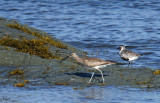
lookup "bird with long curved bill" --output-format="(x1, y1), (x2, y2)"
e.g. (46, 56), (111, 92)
(60, 53), (116, 84)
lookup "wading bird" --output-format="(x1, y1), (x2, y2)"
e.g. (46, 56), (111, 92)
(118, 45), (142, 66)
(60, 53), (116, 84)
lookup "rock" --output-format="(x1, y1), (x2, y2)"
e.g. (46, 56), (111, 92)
(0, 17), (160, 88)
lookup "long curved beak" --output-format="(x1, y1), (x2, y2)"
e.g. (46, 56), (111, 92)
(60, 56), (70, 63)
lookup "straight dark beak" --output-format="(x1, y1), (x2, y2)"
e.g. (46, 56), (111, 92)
(117, 47), (120, 50)
(60, 56), (70, 63)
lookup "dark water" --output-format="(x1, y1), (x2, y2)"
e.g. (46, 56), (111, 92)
(0, 0), (160, 102)
(0, 0), (160, 69)
(0, 85), (160, 103)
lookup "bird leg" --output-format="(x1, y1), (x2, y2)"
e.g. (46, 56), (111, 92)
(128, 61), (131, 67)
(131, 61), (133, 67)
(88, 72), (94, 83)
(97, 69), (105, 84)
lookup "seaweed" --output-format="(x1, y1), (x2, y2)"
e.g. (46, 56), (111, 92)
(24, 80), (30, 84)
(153, 70), (160, 75)
(54, 83), (70, 85)
(10, 69), (24, 75)
(13, 83), (25, 87)
(6, 23), (68, 49)
(13, 80), (30, 87)
(0, 36), (62, 59)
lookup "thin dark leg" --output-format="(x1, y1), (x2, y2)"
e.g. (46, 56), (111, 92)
(131, 61), (133, 67)
(128, 61), (130, 67)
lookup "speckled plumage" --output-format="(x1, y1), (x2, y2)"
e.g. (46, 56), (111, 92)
(61, 53), (116, 84)
(76, 57), (115, 67)
(118, 45), (142, 66)
(120, 49), (141, 61)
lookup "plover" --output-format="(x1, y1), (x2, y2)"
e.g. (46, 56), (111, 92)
(60, 53), (116, 84)
(118, 45), (142, 66)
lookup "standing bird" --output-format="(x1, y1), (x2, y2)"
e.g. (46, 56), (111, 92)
(60, 53), (116, 84)
(118, 45), (142, 66)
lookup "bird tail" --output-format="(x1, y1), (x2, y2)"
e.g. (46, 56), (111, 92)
(139, 53), (143, 56)
(106, 60), (126, 65)
(106, 60), (116, 65)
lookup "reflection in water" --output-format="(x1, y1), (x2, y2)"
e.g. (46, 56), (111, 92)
(78, 86), (160, 103)
(0, 85), (160, 103)
(79, 87), (104, 100)
(0, 0), (160, 102)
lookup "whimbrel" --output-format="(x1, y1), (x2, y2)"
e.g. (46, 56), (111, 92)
(60, 53), (116, 84)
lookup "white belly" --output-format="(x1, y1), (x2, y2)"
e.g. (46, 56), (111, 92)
(93, 65), (108, 69)
(128, 56), (138, 61)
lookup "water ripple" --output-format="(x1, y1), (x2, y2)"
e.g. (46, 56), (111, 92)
(0, 0), (160, 69)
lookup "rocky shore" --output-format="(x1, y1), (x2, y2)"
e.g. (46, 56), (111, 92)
(0, 17), (160, 88)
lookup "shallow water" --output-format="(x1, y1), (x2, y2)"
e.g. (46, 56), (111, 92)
(0, 0), (160, 103)
(0, 85), (160, 103)
(0, 0), (160, 69)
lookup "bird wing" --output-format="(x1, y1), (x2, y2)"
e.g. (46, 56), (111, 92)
(82, 57), (114, 67)
(121, 49), (141, 58)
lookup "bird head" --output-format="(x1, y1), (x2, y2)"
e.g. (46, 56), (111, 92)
(118, 45), (125, 50)
(60, 52), (75, 63)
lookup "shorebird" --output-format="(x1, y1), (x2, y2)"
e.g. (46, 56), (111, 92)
(118, 45), (142, 66)
(60, 53), (116, 84)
